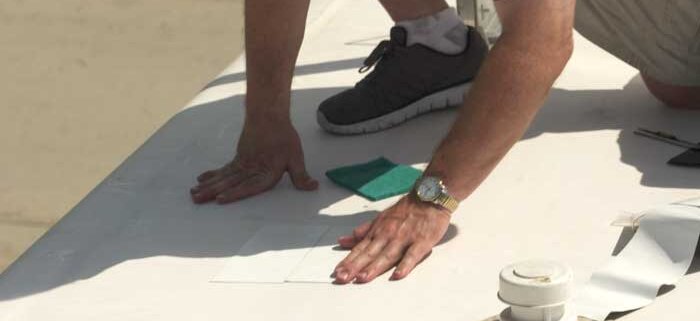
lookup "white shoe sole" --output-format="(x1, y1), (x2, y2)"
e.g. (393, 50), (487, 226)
(317, 82), (471, 135)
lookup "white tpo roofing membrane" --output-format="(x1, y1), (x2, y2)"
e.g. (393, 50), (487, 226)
(1, 1), (699, 320)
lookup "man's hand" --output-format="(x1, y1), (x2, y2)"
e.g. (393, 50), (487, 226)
(190, 0), (315, 204)
(190, 119), (318, 204)
(333, 196), (451, 284)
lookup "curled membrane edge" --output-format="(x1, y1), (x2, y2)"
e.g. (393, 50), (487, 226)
(575, 197), (700, 321)
(495, 198), (700, 321)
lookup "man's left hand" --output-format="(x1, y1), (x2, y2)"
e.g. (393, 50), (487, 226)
(333, 195), (451, 284)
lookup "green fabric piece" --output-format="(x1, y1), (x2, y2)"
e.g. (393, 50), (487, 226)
(325, 157), (422, 201)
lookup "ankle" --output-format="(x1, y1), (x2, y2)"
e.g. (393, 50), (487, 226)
(395, 7), (467, 54)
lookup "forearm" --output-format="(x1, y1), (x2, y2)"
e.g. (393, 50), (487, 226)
(244, 0), (310, 123)
(426, 30), (573, 200)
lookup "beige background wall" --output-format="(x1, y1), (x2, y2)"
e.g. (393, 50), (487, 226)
(0, 0), (245, 273)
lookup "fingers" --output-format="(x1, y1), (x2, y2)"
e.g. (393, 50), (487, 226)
(333, 238), (370, 283)
(391, 242), (432, 281)
(192, 150), (318, 205)
(334, 237), (388, 284)
(196, 169), (219, 183)
(191, 163), (236, 194)
(287, 153), (318, 191)
(356, 240), (408, 283)
(334, 239), (432, 284)
(331, 197), (450, 284)
(215, 173), (275, 204)
(190, 172), (247, 204)
(196, 161), (236, 183)
(192, 167), (238, 192)
(337, 221), (372, 249)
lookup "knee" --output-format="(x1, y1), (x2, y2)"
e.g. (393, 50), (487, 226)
(642, 74), (700, 109)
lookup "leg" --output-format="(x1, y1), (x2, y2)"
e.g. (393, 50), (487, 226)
(379, 0), (448, 21)
(642, 74), (700, 109)
(575, 0), (700, 109)
(382, 0), (469, 54)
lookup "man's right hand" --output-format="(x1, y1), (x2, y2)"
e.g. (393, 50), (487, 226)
(190, 118), (318, 204)
(189, 0), (314, 204)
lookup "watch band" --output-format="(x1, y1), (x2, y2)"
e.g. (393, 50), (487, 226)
(435, 193), (459, 213)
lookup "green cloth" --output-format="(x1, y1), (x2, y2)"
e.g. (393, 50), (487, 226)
(325, 157), (422, 201)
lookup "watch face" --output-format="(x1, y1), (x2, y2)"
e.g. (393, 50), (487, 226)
(417, 177), (441, 201)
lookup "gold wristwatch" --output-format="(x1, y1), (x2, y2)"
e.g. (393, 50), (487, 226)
(413, 176), (459, 213)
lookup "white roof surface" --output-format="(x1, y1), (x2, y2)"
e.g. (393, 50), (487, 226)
(1, 0), (699, 320)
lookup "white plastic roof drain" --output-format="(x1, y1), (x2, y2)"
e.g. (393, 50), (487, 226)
(498, 260), (576, 321)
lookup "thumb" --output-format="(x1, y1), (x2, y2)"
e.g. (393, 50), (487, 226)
(288, 151), (319, 191)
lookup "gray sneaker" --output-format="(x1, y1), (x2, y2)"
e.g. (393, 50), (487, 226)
(317, 25), (488, 135)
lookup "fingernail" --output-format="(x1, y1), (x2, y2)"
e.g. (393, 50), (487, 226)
(190, 187), (199, 193)
(337, 272), (348, 280)
(358, 272), (368, 280)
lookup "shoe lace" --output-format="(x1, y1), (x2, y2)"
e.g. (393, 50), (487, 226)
(358, 40), (395, 74)
(356, 38), (404, 112)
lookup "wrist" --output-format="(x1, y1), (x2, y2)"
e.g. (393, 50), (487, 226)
(245, 104), (291, 127)
(242, 114), (294, 141)
(423, 140), (476, 201)
(421, 166), (462, 201)
(245, 90), (292, 125)
(404, 193), (453, 217)
(410, 176), (460, 214)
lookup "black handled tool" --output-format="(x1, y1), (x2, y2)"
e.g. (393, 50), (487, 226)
(633, 128), (700, 150)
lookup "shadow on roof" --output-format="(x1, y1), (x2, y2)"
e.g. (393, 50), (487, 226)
(1, 71), (698, 303)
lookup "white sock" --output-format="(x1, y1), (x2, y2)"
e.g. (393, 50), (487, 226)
(396, 7), (467, 54)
